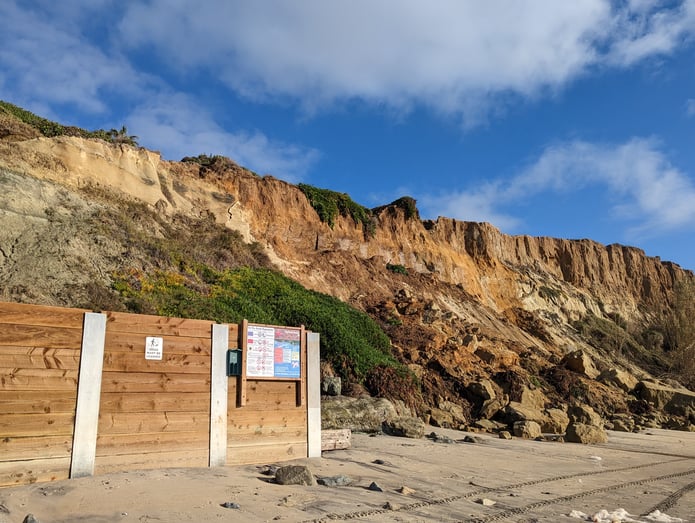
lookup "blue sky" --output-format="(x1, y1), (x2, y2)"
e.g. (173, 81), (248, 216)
(2, 1), (695, 270)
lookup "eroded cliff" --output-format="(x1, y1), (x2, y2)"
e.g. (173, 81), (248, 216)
(1, 131), (693, 432)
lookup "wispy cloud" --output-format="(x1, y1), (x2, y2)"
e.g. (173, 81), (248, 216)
(419, 138), (695, 239)
(687, 98), (695, 116)
(128, 94), (320, 182)
(0, 1), (144, 115)
(118, 1), (695, 123)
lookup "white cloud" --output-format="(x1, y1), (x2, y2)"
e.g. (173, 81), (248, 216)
(607, 0), (695, 66)
(420, 138), (695, 239)
(687, 98), (695, 116)
(0, 1), (145, 114)
(118, 1), (695, 122)
(128, 94), (320, 182)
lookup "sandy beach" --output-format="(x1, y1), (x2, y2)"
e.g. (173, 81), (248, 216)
(1, 427), (693, 523)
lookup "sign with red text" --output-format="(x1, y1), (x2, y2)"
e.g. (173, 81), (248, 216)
(246, 324), (301, 378)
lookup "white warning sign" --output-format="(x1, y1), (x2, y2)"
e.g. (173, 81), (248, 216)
(145, 336), (163, 360)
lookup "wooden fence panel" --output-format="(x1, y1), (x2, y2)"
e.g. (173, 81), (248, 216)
(226, 379), (308, 466)
(94, 311), (214, 473)
(1, 303), (312, 485)
(0, 302), (86, 487)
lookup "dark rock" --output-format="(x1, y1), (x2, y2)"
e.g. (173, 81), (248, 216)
(467, 379), (496, 402)
(23, 516), (40, 523)
(275, 465), (315, 486)
(220, 502), (240, 509)
(322, 376), (342, 396)
(368, 481), (383, 492)
(426, 431), (455, 443)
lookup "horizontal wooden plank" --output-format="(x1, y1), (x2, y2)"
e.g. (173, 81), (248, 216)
(102, 351), (211, 374)
(97, 411), (211, 435)
(0, 368), (78, 391)
(0, 435), (73, 460)
(0, 324), (82, 349)
(228, 408), (306, 428)
(0, 348), (81, 370)
(0, 412), (75, 437)
(106, 311), (214, 338)
(104, 331), (213, 355)
(100, 392), (210, 414)
(100, 371), (210, 393)
(0, 301), (87, 329)
(0, 390), (77, 413)
(0, 457), (71, 487)
(96, 431), (208, 456)
(94, 448), (209, 474)
(228, 426), (306, 443)
(227, 442), (308, 466)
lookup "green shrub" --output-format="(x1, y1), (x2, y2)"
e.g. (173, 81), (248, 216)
(298, 183), (375, 237)
(113, 265), (397, 381)
(386, 263), (408, 275)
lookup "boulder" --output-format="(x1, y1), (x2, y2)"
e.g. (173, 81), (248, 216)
(513, 420), (542, 439)
(561, 350), (600, 379)
(503, 401), (546, 424)
(475, 347), (519, 368)
(467, 379), (497, 402)
(428, 407), (454, 428)
(438, 400), (467, 426)
(478, 398), (505, 420)
(383, 416), (426, 439)
(565, 422), (608, 444)
(568, 404), (603, 427)
(598, 368), (638, 393)
(275, 465), (315, 486)
(519, 386), (547, 411)
(636, 381), (695, 417)
(322, 376), (342, 396)
(321, 396), (398, 432)
(542, 409), (570, 434)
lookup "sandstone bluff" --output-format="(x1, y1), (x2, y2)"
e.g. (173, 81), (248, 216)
(1, 114), (694, 438)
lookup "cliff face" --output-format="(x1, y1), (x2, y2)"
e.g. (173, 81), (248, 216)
(1, 134), (693, 426)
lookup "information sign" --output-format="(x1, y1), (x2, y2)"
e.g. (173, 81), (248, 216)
(145, 336), (163, 360)
(246, 324), (301, 379)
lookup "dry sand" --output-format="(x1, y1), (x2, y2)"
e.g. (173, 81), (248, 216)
(1, 428), (694, 522)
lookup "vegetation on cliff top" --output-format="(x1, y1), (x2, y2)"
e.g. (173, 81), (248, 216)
(0, 100), (138, 145)
(298, 183), (376, 237)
